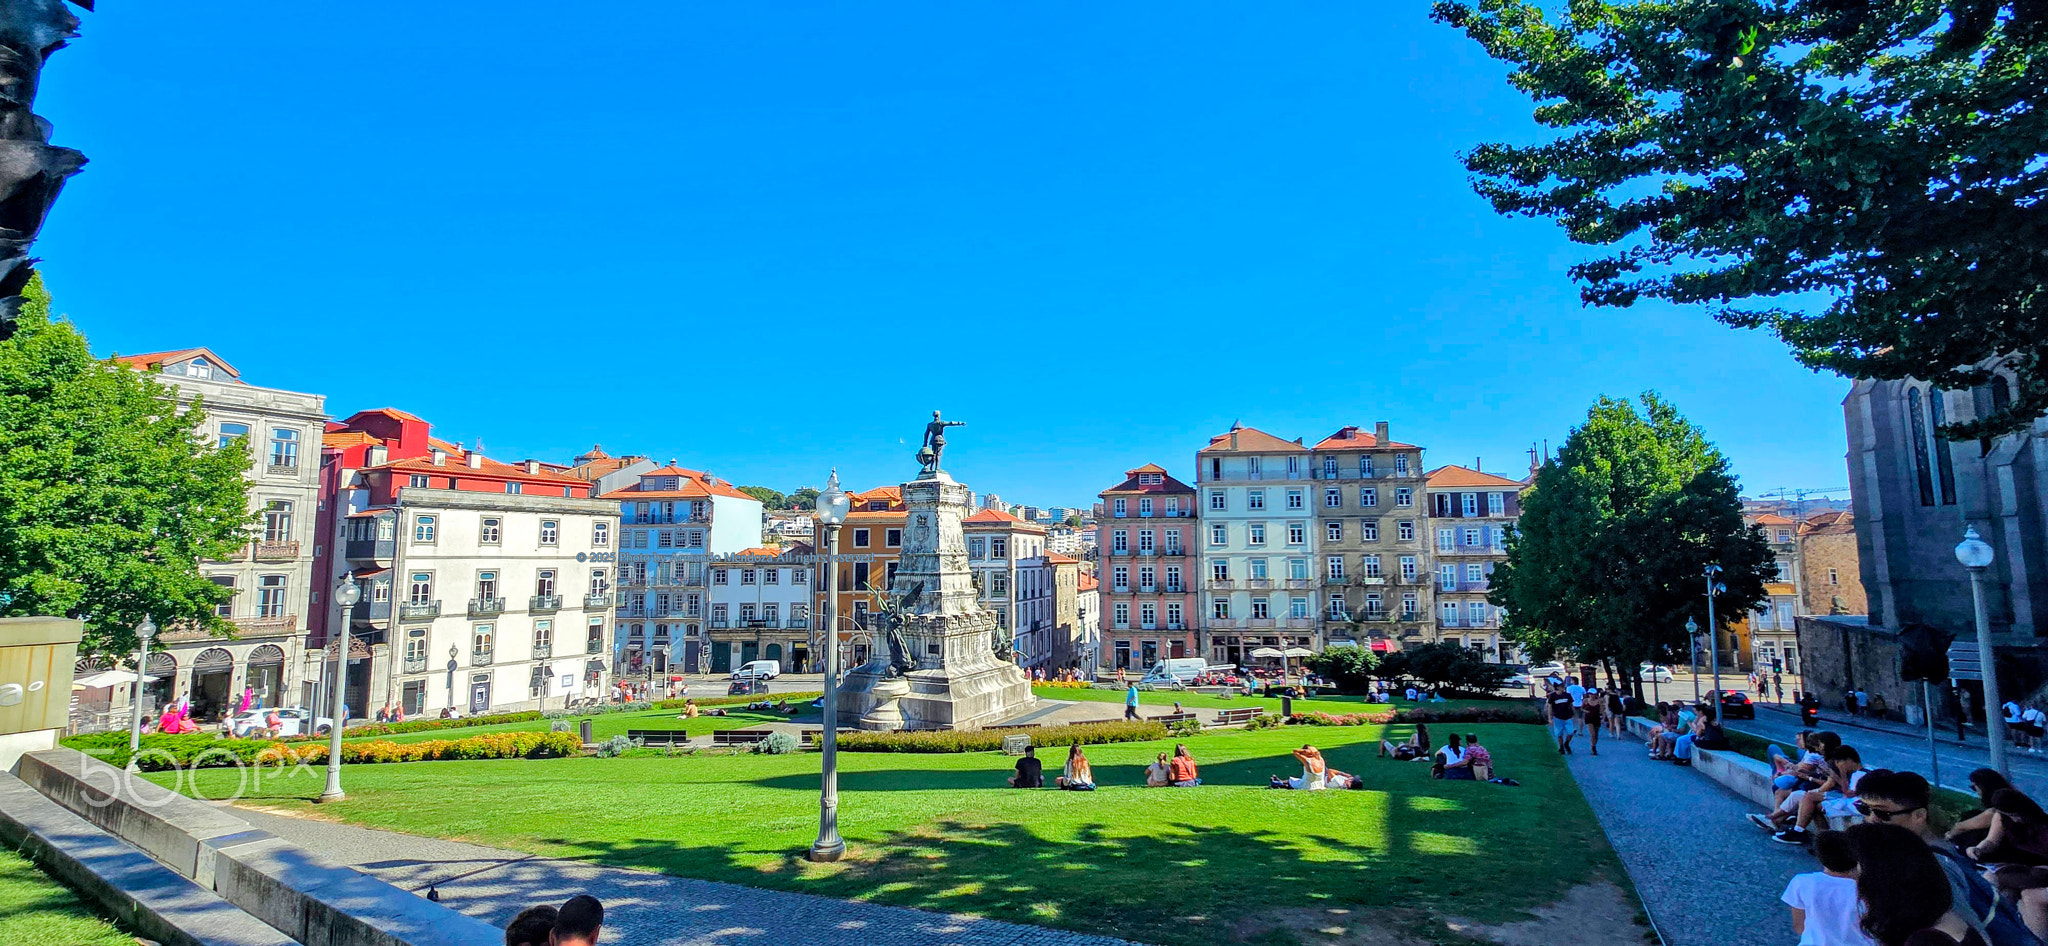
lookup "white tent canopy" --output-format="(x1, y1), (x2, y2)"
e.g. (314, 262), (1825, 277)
(1281, 647), (1314, 658)
(73, 669), (161, 689)
(1249, 647), (1285, 659)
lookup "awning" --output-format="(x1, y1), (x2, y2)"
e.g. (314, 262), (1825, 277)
(585, 659), (607, 673)
(72, 670), (161, 689)
(1282, 647), (1314, 658)
(1249, 647), (1284, 659)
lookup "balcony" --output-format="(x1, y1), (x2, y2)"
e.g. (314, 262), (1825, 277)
(1112, 510), (1127, 518)
(1249, 617), (1276, 628)
(1110, 548), (1130, 556)
(253, 540), (299, 562)
(403, 656), (428, 674)
(1162, 585), (1186, 594)
(398, 601), (440, 621)
(265, 461), (299, 477)
(587, 637), (604, 654)
(1157, 548), (1187, 557)
(584, 593), (613, 609)
(344, 538), (395, 561)
(1138, 585), (1156, 594)
(1286, 617), (1316, 628)
(1166, 622), (1187, 631)
(1247, 578), (1273, 589)
(473, 647), (494, 667)
(1136, 548), (1156, 557)
(1113, 585), (1131, 594)
(618, 607), (648, 618)
(1358, 576), (1386, 585)
(351, 600), (391, 623)
(710, 619), (731, 629)
(533, 641), (552, 659)
(787, 617), (809, 629)
(468, 597), (506, 618)
(739, 618), (778, 629)
(1205, 579), (1237, 590)
(530, 594), (563, 613)
(1284, 579), (1315, 590)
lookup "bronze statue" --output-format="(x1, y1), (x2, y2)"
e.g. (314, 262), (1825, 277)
(916, 411), (965, 474)
(0, 0), (90, 341)
(863, 580), (919, 678)
(992, 626), (1014, 662)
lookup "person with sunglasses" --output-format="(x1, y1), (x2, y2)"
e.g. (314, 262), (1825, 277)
(1852, 770), (2043, 946)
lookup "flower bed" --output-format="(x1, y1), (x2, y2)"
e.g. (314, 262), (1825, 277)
(836, 719), (1169, 753)
(339, 710), (544, 738)
(1287, 711), (1397, 727)
(1034, 680), (1093, 689)
(255, 731), (582, 767)
(1392, 706), (1545, 725)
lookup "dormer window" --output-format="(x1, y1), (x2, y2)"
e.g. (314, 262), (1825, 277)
(181, 357), (213, 380)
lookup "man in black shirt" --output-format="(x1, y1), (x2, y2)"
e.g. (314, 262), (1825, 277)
(1010, 746), (1043, 788)
(1547, 683), (1578, 755)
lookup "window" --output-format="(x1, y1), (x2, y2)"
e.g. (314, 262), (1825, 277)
(1138, 530), (1155, 552)
(588, 620), (605, 654)
(505, 482), (523, 495)
(1908, 388), (1936, 506)
(1287, 522), (1305, 544)
(590, 569), (609, 594)
(536, 569), (556, 596)
(1327, 557), (1345, 580)
(262, 500), (293, 542)
(1361, 487), (1377, 508)
(1362, 520), (1379, 541)
(1248, 457), (1262, 479)
(1468, 602), (1487, 626)
(1324, 488), (1341, 508)
(1777, 528), (1792, 543)
(257, 575), (287, 619)
(1140, 602), (1156, 626)
(1251, 596), (1270, 619)
(1114, 498), (1128, 517)
(1398, 520), (1415, 541)
(1400, 556), (1418, 582)
(408, 572), (433, 604)
(592, 521), (610, 546)
(992, 538), (1008, 557)
(479, 517), (501, 544)
(217, 422), (250, 449)
(1328, 595), (1347, 619)
(1488, 492), (1505, 516)
(1828, 567), (1839, 585)
(1248, 523), (1267, 545)
(1287, 455), (1302, 475)
(414, 515), (436, 542)
(534, 620), (553, 653)
(473, 624), (494, 661)
(1139, 472), (1163, 486)
(1210, 524), (1228, 545)
(1326, 521), (1342, 541)
(1166, 602), (1184, 626)
(1249, 558), (1268, 579)
(741, 569), (757, 585)
(656, 530), (674, 549)
(1466, 563), (1485, 583)
(1930, 388), (1958, 504)
(539, 520), (558, 545)
(268, 429), (298, 469)
(1247, 489), (1265, 510)
(1439, 564), (1456, 590)
(1442, 601), (1460, 627)
(1209, 490), (1227, 510)
(404, 629), (426, 665)
(1322, 456), (1338, 475)
(408, 474), (430, 489)
(1363, 554), (1382, 578)
(1291, 596), (1310, 619)
(1463, 493), (1478, 516)
(1434, 493), (1453, 517)
(211, 576), (236, 616)
(712, 568), (729, 585)
(476, 570), (499, 602)
(764, 568), (781, 585)
(1401, 592), (1418, 618)
(1211, 598), (1230, 620)
(852, 528), (870, 548)
(1112, 530), (1129, 553)
(1464, 528), (1481, 547)
(1289, 559), (1309, 580)
(1211, 560), (1231, 581)
(1396, 454), (1410, 475)
(1139, 498), (1153, 517)
(1437, 528), (1455, 551)
(1114, 603), (1130, 628)
(885, 528), (902, 547)
(1362, 455), (1376, 477)
(1395, 487), (1414, 507)
(1365, 593), (1383, 616)
(1286, 489), (1304, 510)
(1137, 565), (1153, 588)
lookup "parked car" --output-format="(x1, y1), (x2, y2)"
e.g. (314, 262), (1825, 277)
(1528, 664), (1570, 682)
(1718, 690), (1756, 719)
(228, 706), (329, 738)
(1639, 665), (1675, 683)
(732, 659), (781, 681)
(727, 677), (769, 697)
(1500, 673), (1534, 690)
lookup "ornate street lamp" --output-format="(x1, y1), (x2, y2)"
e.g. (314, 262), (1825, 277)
(809, 470), (851, 862)
(1956, 526), (2006, 777)
(1704, 565), (1726, 724)
(127, 616), (156, 760)
(320, 573), (362, 803)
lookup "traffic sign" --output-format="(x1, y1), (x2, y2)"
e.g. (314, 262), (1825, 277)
(1947, 640), (1983, 681)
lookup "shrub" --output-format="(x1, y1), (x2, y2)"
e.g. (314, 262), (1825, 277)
(593, 734), (637, 758)
(756, 732), (800, 755)
(549, 720), (572, 733)
(837, 720), (1169, 753)
(1165, 718), (1204, 737)
(541, 701), (653, 720)
(1033, 680), (1093, 689)
(1393, 706), (1545, 725)
(331, 710), (545, 739)
(1288, 711), (1396, 727)
(652, 692), (821, 711)
(1243, 712), (1286, 731)
(252, 731), (580, 768)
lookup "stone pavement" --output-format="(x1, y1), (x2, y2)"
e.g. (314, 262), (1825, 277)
(225, 805), (1136, 946)
(1565, 729), (1814, 946)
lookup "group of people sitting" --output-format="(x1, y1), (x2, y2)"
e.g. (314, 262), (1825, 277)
(1007, 743), (1202, 790)
(1374, 722), (1496, 780)
(1643, 699), (1732, 764)
(504, 894), (603, 946)
(372, 705), (409, 724)
(1266, 744), (1365, 790)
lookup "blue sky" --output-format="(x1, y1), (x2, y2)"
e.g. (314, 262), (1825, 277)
(38, 2), (1851, 508)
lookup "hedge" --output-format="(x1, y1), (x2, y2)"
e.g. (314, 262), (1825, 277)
(334, 710), (544, 738)
(836, 720), (1169, 753)
(1287, 711), (1397, 727)
(652, 691), (822, 711)
(1391, 706), (1545, 725)
(269, 731), (582, 766)
(59, 732), (273, 771)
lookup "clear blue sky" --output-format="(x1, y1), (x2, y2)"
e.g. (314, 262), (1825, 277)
(38, 2), (1852, 508)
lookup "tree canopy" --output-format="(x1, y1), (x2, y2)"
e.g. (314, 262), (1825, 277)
(1434, 0), (2048, 438)
(0, 276), (255, 657)
(737, 485), (786, 508)
(1488, 394), (1774, 692)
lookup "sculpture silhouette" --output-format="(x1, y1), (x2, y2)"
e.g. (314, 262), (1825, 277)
(0, 0), (89, 341)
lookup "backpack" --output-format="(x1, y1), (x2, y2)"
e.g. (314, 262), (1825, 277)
(1933, 845), (2045, 946)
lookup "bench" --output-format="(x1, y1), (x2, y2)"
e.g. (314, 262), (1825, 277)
(1619, 716), (1862, 828)
(625, 729), (691, 747)
(712, 729), (772, 747)
(1154, 712), (1198, 726)
(1207, 707), (1265, 728)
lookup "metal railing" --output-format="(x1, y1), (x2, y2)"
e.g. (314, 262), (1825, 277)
(403, 657), (428, 674)
(398, 601), (440, 620)
(533, 642), (552, 659)
(530, 594), (562, 613)
(584, 593), (612, 608)
(253, 540), (299, 562)
(468, 597), (506, 617)
(473, 647), (494, 666)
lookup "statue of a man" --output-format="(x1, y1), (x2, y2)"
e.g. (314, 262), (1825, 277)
(916, 410), (965, 474)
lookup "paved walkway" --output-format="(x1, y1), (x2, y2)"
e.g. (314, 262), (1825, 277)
(1565, 729), (1813, 946)
(227, 806), (1134, 946)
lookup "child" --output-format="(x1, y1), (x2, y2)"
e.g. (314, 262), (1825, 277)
(1780, 831), (1875, 945)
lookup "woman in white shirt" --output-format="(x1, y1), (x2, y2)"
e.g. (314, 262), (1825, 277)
(1431, 734), (1465, 779)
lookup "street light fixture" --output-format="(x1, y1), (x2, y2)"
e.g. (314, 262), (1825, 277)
(127, 616), (156, 760)
(1956, 525), (2007, 777)
(319, 573), (362, 803)
(809, 469), (851, 863)
(1704, 565), (1726, 724)
(1685, 615), (1700, 703)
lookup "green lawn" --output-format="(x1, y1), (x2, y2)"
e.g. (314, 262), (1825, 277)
(169, 719), (1620, 946)
(0, 848), (133, 946)
(348, 707), (793, 745)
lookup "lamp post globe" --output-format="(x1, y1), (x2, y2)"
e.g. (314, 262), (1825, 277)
(127, 616), (157, 759)
(320, 574), (362, 803)
(810, 469), (850, 863)
(1956, 525), (2007, 776)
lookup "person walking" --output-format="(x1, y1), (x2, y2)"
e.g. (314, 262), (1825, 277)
(1548, 683), (1577, 755)
(1775, 672), (1785, 704)
(1583, 687), (1607, 756)
(1125, 684), (1140, 721)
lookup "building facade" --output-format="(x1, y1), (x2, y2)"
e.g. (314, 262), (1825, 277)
(1195, 426), (1321, 668)
(1096, 463), (1199, 672)
(599, 466), (763, 675)
(705, 546), (814, 673)
(964, 509), (1054, 671)
(1798, 512), (1868, 617)
(1310, 424), (1432, 652)
(1423, 463), (1521, 658)
(111, 348), (327, 720)
(820, 487), (906, 670)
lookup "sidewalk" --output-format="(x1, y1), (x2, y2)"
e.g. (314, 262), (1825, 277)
(1565, 729), (1812, 946)
(225, 805), (1135, 946)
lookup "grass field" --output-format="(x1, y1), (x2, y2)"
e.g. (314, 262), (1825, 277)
(166, 718), (1621, 945)
(0, 848), (132, 946)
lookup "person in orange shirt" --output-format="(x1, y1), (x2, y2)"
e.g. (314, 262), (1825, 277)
(1168, 743), (1200, 786)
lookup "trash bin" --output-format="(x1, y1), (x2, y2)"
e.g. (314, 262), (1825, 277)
(579, 719), (593, 744)
(1281, 694), (1293, 718)
(1905, 705), (1924, 726)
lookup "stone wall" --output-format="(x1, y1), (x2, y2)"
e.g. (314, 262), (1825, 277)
(1799, 528), (1869, 616)
(1795, 614), (1914, 716)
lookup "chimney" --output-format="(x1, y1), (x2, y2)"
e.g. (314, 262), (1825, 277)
(1374, 421), (1390, 444)
(466, 452), (483, 469)
(431, 448), (447, 466)
(524, 460), (540, 474)
(1475, 457), (1482, 472)
(367, 445), (388, 467)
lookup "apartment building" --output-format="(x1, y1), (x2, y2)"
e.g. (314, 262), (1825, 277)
(705, 546), (814, 673)
(822, 487), (906, 669)
(1797, 511), (1867, 617)
(1047, 552), (1083, 670)
(1075, 571), (1101, 675)
(110, 349), (327, 719)
(1424, 464), (1522, 658)
(598, 467), (763, 675)
(964, 509), (1054, 671)
(323, 408), (619, 719)
(1307, 424), (1432, 651)
(1740, 512), (1804, 674)
(1195, 425), (1321, 667)
(1095, 463), (1199, 672)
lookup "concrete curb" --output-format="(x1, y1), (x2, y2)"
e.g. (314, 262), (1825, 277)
(1623, 716), (1778, 809)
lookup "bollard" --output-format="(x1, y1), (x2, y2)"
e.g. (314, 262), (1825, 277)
(579, 719), (593, 744)
(1281, 694), (1292, 718)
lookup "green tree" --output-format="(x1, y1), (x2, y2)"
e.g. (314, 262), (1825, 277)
(786, 487), (819, 511)
(1489, 394), (1774, 697)
(0, 276), (255, 658)
(1434, 0), (2048, 438)
(1305, 646), (1380, 694)
(1064, 514), (1083, 529)
(1369, 642), (1516, 695)
(737, 485), (786, 508)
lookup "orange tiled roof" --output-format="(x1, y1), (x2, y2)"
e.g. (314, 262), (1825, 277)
(1078, 573), (1098, 591)
(1099, 463), (1196, 496)
(1045, 552), (1080, 565)
(964, 508), (1048, 532)
(1752, 513), (1796, 526)
(1198, 424), (1305, 454)
(599, 467), (754, 501)
(1311, 425), (1421, 451)
(322, 431), (379, 449)
(113, 347), (242, 379)
(844, 509), (907, 523)
(1424, 465), (1526, 490)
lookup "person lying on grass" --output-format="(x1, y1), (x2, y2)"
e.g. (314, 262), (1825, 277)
(1271, 745), (1327, 790)
(1378, 722), (1430, 760)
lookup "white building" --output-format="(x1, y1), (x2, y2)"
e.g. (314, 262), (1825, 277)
(109, 348), (326, 720)
(706, 546), (815, 672)
(1195, 424), (1320, 666)
(964, 509), (1055, 670)
(600, 466), (765, 674)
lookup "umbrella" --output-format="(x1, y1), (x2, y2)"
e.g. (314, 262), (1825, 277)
(72, 670), (161, 689)
(1281, 647), (1314, 658)
(1249, 647), (1284, 659)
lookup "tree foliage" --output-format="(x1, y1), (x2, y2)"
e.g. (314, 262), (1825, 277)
(736, 485), (785, 508)
(1374, 642), (1518, 695)
(0, 276), (255, 657)
(786, 487), (820, 511)
(1305, 646), (1380, 694)
(1489, 394), (1774, 692)
(1434, 0), (2048, 438)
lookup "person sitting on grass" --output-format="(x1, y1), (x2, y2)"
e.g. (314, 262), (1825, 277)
(1444, 733), (1491, 781)
(1753, 746), (1866, 845)
(1168, 743), (1201, 786)
(1379, 722), (1430, 760)
(1056, 744), (1096, 791)
(504, 905), (558, 946)
(1431, 733), (1465, 779)
(1946, 768), (2020, 851)
(1145, 752), (1172, 787)
(1009, 746), (1044, 788)
(1270, 744), (1328, 790)
(1962, 789), (2048, 866)
(680, 699), (701, 719)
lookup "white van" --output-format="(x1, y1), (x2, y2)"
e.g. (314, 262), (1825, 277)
(732, 659), (781, 681)
(1139, 657), (1209, 686)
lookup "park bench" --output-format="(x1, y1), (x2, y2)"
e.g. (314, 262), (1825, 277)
(625, 729), (690, 747)
(711, 729), (772, 747)
(1207, 707), (1264, 728)
(1153, 712), (1198, 726)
